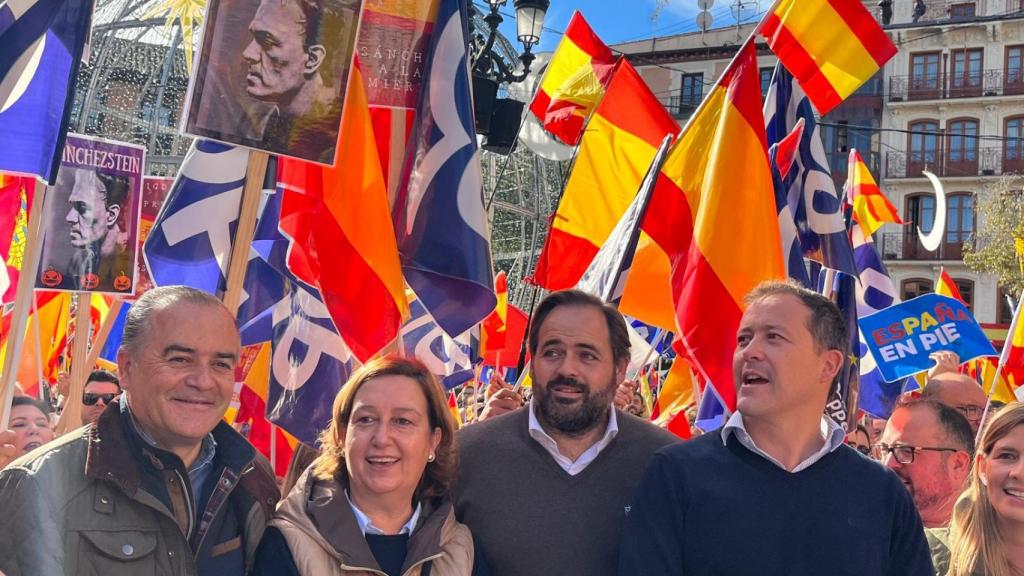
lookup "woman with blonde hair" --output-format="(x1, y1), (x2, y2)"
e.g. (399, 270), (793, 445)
(946, 402), (1024, 575)
(253, 356), (485, 576)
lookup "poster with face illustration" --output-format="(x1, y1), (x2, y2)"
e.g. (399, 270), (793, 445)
(181, 0), (364, 166)
(35, 134), (145, 295)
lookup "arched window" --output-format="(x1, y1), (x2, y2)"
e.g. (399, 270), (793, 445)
(947, 118), (979, 175)
(901, 278), (933, 301)
(909, 120), (940, 176)
(903, 192), (974, 259)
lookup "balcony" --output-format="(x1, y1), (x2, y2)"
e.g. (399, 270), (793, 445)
(884, 147), (1017, 178)
(889, 69), (1024, 102)
(908, 1), (979, 24)
(878, 229), (975, 261)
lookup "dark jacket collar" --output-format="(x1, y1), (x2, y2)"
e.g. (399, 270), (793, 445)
(84, 399), (278, 517)
(303, 473), (449, 572)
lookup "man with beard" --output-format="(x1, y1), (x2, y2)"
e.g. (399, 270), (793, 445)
(878, 398), (973, 527)
(454, 290), (678, 576)
(618, 280), (933, 575)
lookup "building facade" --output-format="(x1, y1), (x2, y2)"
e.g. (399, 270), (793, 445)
(614, 1), (1023, 329)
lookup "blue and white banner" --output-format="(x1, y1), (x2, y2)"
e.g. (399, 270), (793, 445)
(0, 0), (94, 182)
(860, 293), (997, 382)
(401, 293), (478, 390)
(764, 63), (857, 280)
(143, 141), (248, 295)
(393, 0), (495, 339)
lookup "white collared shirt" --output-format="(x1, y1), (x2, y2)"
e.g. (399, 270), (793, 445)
(721, 412), (846, 473)
(527, 398), (619, 476)
(345, 491), (421, 536)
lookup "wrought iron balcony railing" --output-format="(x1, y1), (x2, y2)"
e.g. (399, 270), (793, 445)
(889, 69), (1024, 102)
(885, 147), (1024, 178)
(877, 229), (975, 261)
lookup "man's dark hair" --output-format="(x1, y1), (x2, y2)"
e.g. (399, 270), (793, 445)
(95, 172), (129, 211)
(528, 290), (631, 366)
(12, 395), (52, 415)
(744, 279), (849, 354)
(295, 0), (356, 87)
(86, 369), (120, 391)
(895, 396), (975, 457)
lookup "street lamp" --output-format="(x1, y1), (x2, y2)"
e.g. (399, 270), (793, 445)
(472, 0), (550, 145)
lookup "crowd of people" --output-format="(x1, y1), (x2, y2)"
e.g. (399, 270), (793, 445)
(0, 281), (1022, 575)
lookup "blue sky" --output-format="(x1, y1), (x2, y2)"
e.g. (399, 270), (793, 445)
(489, 0), (749, 52)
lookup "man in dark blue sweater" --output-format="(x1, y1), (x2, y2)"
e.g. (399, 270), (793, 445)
(618, 280), (934, 575)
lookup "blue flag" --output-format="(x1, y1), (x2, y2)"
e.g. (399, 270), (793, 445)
(852, 224), (913, 418)
(266, 280), (355, 446)
(764, 64), (857, 279)
(0, 0), (93, 183)
(393, 0), (495, 338)
(401, 293), (478, 390)
(818, 269), (859, 429)
(859, 293), (998, 383)
(143, 141), (249, 295)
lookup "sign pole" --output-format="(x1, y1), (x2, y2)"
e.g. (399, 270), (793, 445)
(221, 150), (269, 315)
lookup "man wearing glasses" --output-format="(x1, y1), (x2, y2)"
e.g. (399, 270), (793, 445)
(80, 369), (121, 426)
(877, 397), (974, 528)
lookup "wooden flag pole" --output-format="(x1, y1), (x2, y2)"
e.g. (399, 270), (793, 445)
(33, 295), (45, 401)
(53, 298), (92, 435)
(0, 182), (45, 430)
(222, 150), (269, 315)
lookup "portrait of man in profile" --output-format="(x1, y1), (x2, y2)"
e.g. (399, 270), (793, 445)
(184, 0), (362, 165)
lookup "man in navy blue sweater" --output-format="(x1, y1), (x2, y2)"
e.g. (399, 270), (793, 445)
(618, 280), (934, 575)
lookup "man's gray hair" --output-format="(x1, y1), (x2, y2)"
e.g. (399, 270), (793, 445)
(120, 286), (230, 354)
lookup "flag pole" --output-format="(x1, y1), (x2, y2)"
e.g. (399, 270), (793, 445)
(82, 299), (124, 378)
(222, 150), (270, 315)
(628, 329), (667, 380)
(54, 296), (92, 435)
(976, 288), (1024, 444)
(0, 180), (45, 430)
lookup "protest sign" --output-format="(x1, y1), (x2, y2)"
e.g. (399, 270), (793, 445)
(859, 293), (997, 382)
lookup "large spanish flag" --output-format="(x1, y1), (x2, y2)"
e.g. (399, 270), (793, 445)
(642, 39), (785, 410)
(847, 149), (901, 237)
(277, 62), (408, 361)
(760, 0), (896, 115)
(529, 11), (618, 146)
(532, 60), (679, 329)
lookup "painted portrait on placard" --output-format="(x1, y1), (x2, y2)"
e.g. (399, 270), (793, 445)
(182, 0), (364, 166)
(35, 134), (145, 295)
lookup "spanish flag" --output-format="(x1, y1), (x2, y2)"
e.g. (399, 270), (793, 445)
(996, 290), (1024, 395)
(847, 149), (901, 237)
(760, 0), (896, 115)
(642, 39), (785, 410)
(532, 60), (679, 329)
(448, 389), (462, 428)
(653, 356), (696, 428)
(481, 271), (508, 354)
(935, 267), (965, 304)
(529, 11), (618, 146)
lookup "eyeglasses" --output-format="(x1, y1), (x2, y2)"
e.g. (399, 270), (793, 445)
(846, 442), (872, 457)
(953, 405), (985, 420)
(875, 443), (959, 465)
(82, 392), (118, 406)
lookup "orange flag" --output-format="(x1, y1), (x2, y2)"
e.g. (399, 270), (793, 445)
(481, 271), (508, 354)
(761, 0), (896, 115)
(532, 60), (679, 329)
(642, 39), (784, 411)
(529, 11), (618, 146)
(277, 61), (408, 361)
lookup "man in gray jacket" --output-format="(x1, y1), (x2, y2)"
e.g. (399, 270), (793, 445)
(0, 286), (279, 576)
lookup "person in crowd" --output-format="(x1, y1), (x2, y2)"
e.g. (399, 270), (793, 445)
(938, 402), (1024, 575)
(8, 397), (54, 459)
(0, 286), (279, 576)
(618, 280), (933, 575)
(878, 398), (974, 529)
(922, 372), (989, 434)
(253, 356), (481, 576)
(80, 369), (121, 425)
(455, 289), (678, 576)
(845, 422), (873, 457)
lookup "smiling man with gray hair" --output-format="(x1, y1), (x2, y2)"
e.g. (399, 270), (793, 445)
(0, 286), (278, 576)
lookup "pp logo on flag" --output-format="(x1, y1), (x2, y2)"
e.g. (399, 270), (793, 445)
(271, 287), (352, 391)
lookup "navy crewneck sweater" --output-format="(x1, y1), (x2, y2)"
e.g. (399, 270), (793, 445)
(618, 431), (935, 576)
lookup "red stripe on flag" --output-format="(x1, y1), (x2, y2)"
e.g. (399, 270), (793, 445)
(563, 11), (615, 63)
(642, 173), (694, 257)
(724, 41), (769, 152)
(675, 250), (743, 411)
(760, 14), (844, 114)
(531, 227), (599, 290)
(529, 90), (552, 126)
(826, 0), (898, 66)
